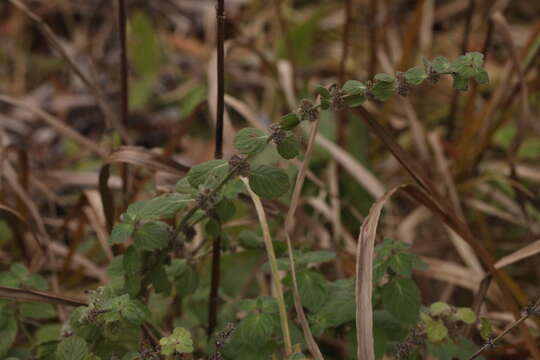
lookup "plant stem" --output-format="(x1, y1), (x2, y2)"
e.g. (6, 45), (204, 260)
(241, 177), (292, 356)
(118, 0), (130, 206)
(210, 0), (226, 334)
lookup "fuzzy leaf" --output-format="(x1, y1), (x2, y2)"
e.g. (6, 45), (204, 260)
(404, 67), (427, 85)
(187, 160), (229, 188)
(430, 302), (451, 316)
(109, 223), (134, 245)
(474, 69), (489, 84)
(248, 165), (290, 199)
(239, 313), (274, 346)
(147, 265), (172, 295)
(452, 74), (469, 91)
(175, 178), (198, 195)
(133, 221), (170, 251)
(315, 84), (331, 99)
(280, 113), (301, 130)
(479, 317), (492, 340)
(167, 259), (199, 297)
(425, 318), (448, 343)
(234, 128), (269, 155)
(388, 252), (413, 276)
(345, 94), (366, 107)
(296, 270), (328, 312)
(123, 247), (144, 296)
(126, 194), (193, 221)
(431, 56), (451, 73)
(160, 327), (194, 355)
(381, 278), (421, 324)
(454, 308), (476, 324)
(342, 80), (365, 96)
(56, 336), (90, 360)
(277, 133), (300, 159)
(104, 294), (149, 325)
(374, 73), (396, 83)
(371, 75), (396, 101)
(0, 313), (17, 357)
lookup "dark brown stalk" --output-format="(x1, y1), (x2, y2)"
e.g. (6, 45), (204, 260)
(445, 0), (475, 140)
(118, 0), (131, 207)
(337, 0), (353, 148)
(368, 0), (378, 78)
(208, 0), (226, 336)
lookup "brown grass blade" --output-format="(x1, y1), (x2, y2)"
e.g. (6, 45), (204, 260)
(356, 186), (403, 360)
(99, 146), (190, 231)
(0, 286), (86, 307)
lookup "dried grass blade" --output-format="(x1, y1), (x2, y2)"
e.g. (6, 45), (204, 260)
(356, 186), (403, 360)
(0, 286), (86, 307)
(495, 238), (540, 270)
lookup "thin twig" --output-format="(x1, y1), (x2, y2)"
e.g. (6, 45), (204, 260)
(209, 0), (226, 335)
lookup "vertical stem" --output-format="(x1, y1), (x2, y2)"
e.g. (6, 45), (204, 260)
(118, 0), (130, 205)
(208, 0), (226, 336)
(445, 0), (474, 140)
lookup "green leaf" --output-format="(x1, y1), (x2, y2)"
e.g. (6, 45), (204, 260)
(374, 73), (396, 83)
(452, 74), (469, 91)
(147, 264), (172, 295)
(320, 98), (331, 110)
(387, 253), (413, 276)
(20, 302), (56, 320)
(104, 294), (149, 325)
(109, 223), (134, 245)
(56, 336), (90, 360)
(431, 56), (451, 73)
(215, 199), (236, 222)
(297, 251), (336, 265)
(123, 247), (144, 296)
(404, 67), (427, 85)
(280, 113), (301, 130)
(371, 75), (396, 101)
(373, 259), (388, 283)
(315, 84), (331, 99)
(296, 270), (328, 312)
(234, 128), (269, 155)
(479, 317), (492, 340)
(160, 327), (194, 355)
(133, 221), (170, 251)
(167, 259), (199, 297)
(309, 279), (355, 333)
(429, 302), (451, 316)
(345, 94), (366, 108)
(425, 318), (448, 343)
(474, 68), (489, 84)
(187, 159), (229, 188)
(126, 194), (193, 221)
(451, 52), (484, 79)
(239, 313), (274, 347)
(277, 133), (300, 159)
(0, 313), (17, 357)
(454, 308), (476, 324)
(175, 178), (198, 195)
(381, 278), (421, 324)
(342, 80), (365, 96)
(248, 165), (290, 199)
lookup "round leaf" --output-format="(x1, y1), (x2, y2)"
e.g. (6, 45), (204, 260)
(234, 128), (269, 155)
(277, 134), (300, 159)
(248, 165), (290, 199)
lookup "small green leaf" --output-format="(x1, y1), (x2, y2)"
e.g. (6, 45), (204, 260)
(451, 52), (484, 79)
(479, 317), (492, 340)
(320, 98), (331, 110)
(187, 160), (229, 188)
(147, 264), (172, 295)
(388, 253), (413, 276)
(239, 313), (274, 346)
(425, 318), (448, 343)
(280, 113), (301, 130)
(381, 278), (421, 324)
(454, 307), (476, 324)
(133, 221), (170, 251)
(234, 128), (269, 155)
(429, 302), (451, 316)
(104, 294), (149, 325)
(56, 335), (90, 360)
(342, 80), (365, 96)
(315, 84), (331, 99)
(167, 259), (199, 297)
(277, 133), (300, 159)
(474, 68), (489, 84)
(345, 94), (366, 107)
(431, 56), (451, 73)
(123, 247), (144, 296)
(126, 194), (193, 221)
(404, 67), (427, 85)
(452, 74), (469, 91)
(175, 178), (198, 195)
(248, 165), (290, 199)
(374, 73), (396, 83)
(109, 223), (134, 245)
(159, 327), (194, 355)
(296, 270), (328, 312)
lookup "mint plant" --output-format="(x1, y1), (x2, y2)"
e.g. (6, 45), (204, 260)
(0, 52), (497, 360)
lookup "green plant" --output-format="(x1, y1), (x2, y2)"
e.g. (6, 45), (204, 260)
(0, 50), (504, 360)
